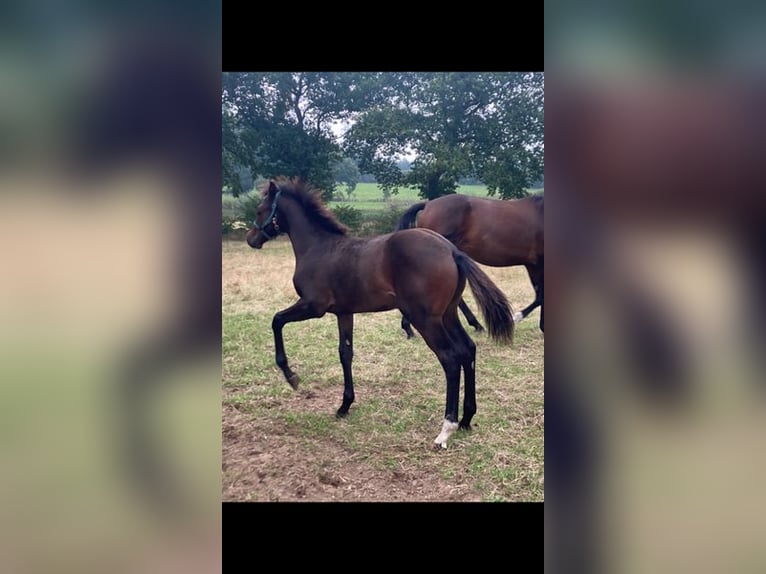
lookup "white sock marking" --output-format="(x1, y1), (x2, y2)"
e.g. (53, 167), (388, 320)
(434, 418), (459, 449)
(513, 311), (524, 323)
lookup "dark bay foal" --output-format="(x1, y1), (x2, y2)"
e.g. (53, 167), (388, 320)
(246, 178), (514, 448)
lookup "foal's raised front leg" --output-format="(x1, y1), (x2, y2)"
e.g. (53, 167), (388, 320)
(336, 313), (355, 418)
(271, 299), (323, 388)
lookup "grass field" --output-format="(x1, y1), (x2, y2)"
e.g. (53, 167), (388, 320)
(224, 183), (543, 219)
(222, 237), (544, 501)
(327, 183), (493, 211)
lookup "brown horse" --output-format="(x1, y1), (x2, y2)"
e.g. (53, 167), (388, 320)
(246, 178), (514, 449)
(397, 193), (544, 335)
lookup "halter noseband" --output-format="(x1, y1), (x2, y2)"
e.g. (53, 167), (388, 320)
(253, 189), (282, 239)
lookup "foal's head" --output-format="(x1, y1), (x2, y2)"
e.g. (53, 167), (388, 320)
(246, 178), (349, 249)
(246, 180), (287, 249)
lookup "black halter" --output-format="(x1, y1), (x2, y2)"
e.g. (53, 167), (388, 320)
(253, 189), (282, 239)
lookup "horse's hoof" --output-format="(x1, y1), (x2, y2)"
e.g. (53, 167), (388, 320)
(287, 374), (300, 390)
(336, 409), (348, 419)
(459, 422), (472, 432)
(474, 325), (485, 333)
(432, 441), (448, 450)
(513, 312), (524, 323)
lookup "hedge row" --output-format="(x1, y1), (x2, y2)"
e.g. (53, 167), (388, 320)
(222, 204), (406, 239)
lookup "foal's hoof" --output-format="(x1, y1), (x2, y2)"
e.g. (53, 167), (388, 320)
(473, 325), (485, 333)
(459, 422), (472, 432)
(335, 409), (349, 419)
(432, 441), (448, 450)
(287, 374), (300, 390)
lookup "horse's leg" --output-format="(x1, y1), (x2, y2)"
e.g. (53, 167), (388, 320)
(272, 298), (323, 388)
(336, 313), (355, 418)
(400, 313), (417, 339)
(450, 318), (477, 430)
(532, 261), (544, 332)
(413, 316), (462, 449)
(515, 263), (544, 325)
(458, 298), (485, 332)
(538, 269), (544, 332)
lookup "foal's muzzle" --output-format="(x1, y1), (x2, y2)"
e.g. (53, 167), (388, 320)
(246, 228), (266, 249)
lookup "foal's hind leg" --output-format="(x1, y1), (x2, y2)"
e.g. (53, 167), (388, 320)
(446, 315), (477, 430)
(459, 299), (485, 332)
(271, 299), (324, 388)
(414, 316), (463, 449)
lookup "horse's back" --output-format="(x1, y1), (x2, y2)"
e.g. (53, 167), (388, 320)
(475, 195), (543, 249)
(417, 194), (542, 252)
(468, 195), (542, 228)
(419, 194), (542, 265)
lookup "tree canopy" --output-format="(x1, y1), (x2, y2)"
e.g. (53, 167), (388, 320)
(222, 72), (543, 200)
(343, 72), (544, 199)
(222, 72), (377, 199)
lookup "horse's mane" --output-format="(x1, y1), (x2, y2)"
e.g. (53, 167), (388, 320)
(264, 177), (348, 235)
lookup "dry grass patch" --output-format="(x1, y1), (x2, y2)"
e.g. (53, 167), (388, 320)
(223, 237), (544, 501)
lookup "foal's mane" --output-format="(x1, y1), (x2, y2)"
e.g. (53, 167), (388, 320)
(264, 177), (348, 235)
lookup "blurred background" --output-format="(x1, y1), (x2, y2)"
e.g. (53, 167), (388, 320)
(0, 1), (221, 572)
(546, 2), (766, 572)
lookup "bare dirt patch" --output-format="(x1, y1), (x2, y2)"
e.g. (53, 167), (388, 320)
(222, 401), (481, 502)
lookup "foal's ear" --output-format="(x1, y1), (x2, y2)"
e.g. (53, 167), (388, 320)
(267, 180), (280, 198)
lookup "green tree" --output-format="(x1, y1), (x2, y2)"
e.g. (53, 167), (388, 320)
(343, 72), (544, 199)
(222, 108), (249, 196)
(331, 156), (361, 199)
(222, 72), (379, 200)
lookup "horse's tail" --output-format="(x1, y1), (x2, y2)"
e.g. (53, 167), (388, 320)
(396, 201), (427, 231)
(453, 250), (514, 344)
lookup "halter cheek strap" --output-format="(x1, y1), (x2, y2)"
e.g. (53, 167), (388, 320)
(253, 189), (282, 239)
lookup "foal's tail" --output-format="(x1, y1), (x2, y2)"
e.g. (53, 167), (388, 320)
(396, 201), (427, 230)
(453, 250), (514, 343)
